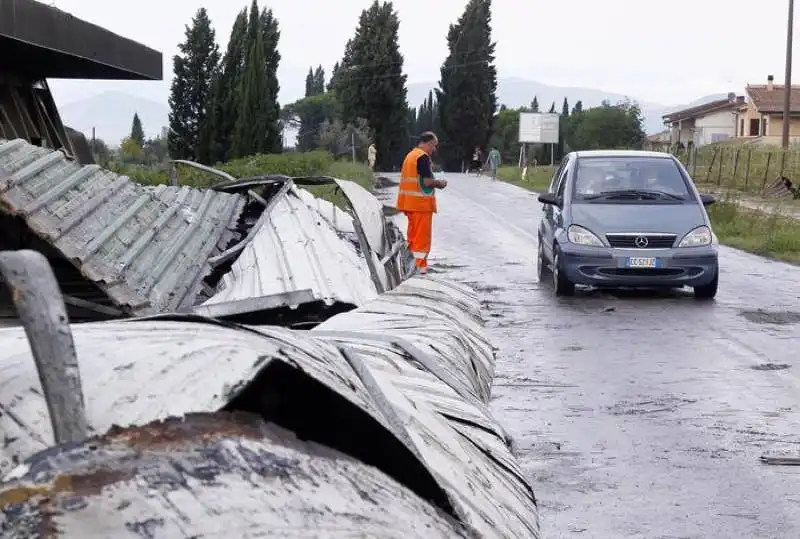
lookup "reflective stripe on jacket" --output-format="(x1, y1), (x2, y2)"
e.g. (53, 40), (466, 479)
(396, 147), (437, 213)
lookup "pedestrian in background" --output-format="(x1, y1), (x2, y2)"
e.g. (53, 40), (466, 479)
(396, 132), (447, 274)
(368, 143), (377, 171)
(486, 147), (501, 180)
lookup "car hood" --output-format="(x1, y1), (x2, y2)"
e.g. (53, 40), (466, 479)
(569, 202), (707, 236)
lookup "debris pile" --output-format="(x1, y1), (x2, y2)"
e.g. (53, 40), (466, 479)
(0, 139), (411, 323)
(0, 141), (540, 537)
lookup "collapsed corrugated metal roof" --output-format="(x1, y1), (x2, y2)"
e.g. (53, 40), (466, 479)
(195, 185), (378, 318)
(0, 413), (470, 538)
(0, 139), (245, 315)
(0, 141), (412, 323)
(314, 276), (495, 404)
(0, 274), (539, 537)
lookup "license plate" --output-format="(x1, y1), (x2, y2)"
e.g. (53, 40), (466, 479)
(626, 257), (659, 268)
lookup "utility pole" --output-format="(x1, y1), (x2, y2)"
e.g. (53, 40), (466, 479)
(351, 132), (356, 163)
(782, 0), (795, 149)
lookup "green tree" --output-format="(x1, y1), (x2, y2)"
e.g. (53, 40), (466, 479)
(119, 137), (145, 164)
(561, 98), (569, 118)
(488, 106), (522, 164)
(286, 92), (339, 151)
(208, 9), (248, 163)
(168, 8), (220, 162)
(531, 96), (539, 112)
(437, 0), (497, 170)
(334, 1), (408, 169)
(548, 101), (556, 113)
(571, 100), (583, 115)
(89, 137), (110, 167)
(130, 113), (145, 146)
(328, 61), (341, 92)
(567, 100), (646, 151)
(310, 66), (325, 95)
(231, 1), (282, 157)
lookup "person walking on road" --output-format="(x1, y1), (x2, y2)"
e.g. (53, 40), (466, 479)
(396, 132), (447, 274)
(486, 147), (501, 180)
(368, 143), (377, 171)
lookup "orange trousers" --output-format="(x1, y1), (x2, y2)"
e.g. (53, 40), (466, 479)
(405, 211), (433, 269)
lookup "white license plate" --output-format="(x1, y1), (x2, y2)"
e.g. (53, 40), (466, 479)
(626, 257), (658, 268)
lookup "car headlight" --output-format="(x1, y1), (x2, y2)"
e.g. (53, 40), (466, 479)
(567, 225), (604, 246)
(678, 226), (712, 247)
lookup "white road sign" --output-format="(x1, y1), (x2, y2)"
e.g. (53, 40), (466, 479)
(519, 112), (560, 144)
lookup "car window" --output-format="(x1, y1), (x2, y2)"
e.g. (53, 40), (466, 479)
(555, 164), (570, 198)
(547, 161), (567, 193)
(573, 157), (691, 199)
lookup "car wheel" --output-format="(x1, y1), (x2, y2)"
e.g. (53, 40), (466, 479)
(693, 271), (718, 300)
(537, 239), (550, 281)
(552, 248), (575, 297)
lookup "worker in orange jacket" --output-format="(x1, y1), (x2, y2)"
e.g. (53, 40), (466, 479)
(396, 132), (447, 274)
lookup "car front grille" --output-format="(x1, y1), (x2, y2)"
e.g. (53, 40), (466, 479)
(605, 234), (677, 249)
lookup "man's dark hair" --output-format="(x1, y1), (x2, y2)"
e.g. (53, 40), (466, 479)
(417, 131), (437, 145)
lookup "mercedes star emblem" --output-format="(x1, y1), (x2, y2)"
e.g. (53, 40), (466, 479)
(634, 236), (649, 248)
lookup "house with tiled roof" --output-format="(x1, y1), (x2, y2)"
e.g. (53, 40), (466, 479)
(735, 75), (800, 143)
(662, 93), (744, 148)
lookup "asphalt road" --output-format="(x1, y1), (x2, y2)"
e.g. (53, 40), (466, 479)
(379, 173), (800, 539)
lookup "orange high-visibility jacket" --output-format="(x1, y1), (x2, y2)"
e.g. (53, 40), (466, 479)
(396, 147), (437, 213)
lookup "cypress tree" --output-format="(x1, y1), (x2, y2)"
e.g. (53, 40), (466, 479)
(231, 1), (282, 157)
(561, 97), (570, 118)
(531, 96), (539, 112)
(259, 6), (282, 153)
(437, 0), (497, 170)
(168, 8), (219, 161)
(130, 113), (145, 146)
(208, 9), (248, 163)
(334, 1), (408, 169)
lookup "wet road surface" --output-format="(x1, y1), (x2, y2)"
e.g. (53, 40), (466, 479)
(379, 173), (800, 538)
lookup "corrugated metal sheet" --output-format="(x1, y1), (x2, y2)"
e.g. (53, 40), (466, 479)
(202, 185), (378, 310)
(0, 139), (245, 315)
(314, 275), (495, 404)
(313, 277), (540, 538)
(0, 277), (539, 537)
(0, 413), (469, 538)
(296, 187), (356, 235)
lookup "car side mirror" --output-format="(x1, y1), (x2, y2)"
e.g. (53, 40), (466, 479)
(537, 192), (561, 207)
(699, 193), (716, 206)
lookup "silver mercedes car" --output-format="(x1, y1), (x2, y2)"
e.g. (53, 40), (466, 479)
(536, 150), (719, 299)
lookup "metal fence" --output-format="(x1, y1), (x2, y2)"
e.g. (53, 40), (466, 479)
(674, 145), (800, 198)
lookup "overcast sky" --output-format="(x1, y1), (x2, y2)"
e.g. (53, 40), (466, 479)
(48, 0), (793, 107)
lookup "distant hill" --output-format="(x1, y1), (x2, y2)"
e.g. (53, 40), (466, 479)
(59, 91), (169, 147)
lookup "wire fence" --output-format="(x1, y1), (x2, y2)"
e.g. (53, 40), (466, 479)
(673, 145), (800, 198)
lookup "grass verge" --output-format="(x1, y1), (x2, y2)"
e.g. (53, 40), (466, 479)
(706, 200), (800, 263)
(111, 151), (375, 209)
(497, 166), (556, 193)
(498, 167), (800, 264)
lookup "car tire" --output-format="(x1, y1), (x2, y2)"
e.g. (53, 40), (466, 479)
(552, 248), (575, 297)
(537, 238), (550, 281)
(693, 272), (718, 300)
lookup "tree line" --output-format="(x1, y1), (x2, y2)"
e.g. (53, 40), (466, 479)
(162, 0), (646, 173)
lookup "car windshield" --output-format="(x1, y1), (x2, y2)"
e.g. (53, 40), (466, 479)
(573, 157), (691, 201)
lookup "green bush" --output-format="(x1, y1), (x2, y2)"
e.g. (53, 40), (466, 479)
(110, 151), (375, 195)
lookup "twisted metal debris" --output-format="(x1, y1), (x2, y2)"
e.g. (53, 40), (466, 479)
(0, 142), (539, 537)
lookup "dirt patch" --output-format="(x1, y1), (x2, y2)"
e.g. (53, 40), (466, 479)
(740, 309), (800, 325)
(751, 363), (791, 371)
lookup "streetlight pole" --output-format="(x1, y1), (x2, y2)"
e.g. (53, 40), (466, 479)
(782, 0), (795, 149)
